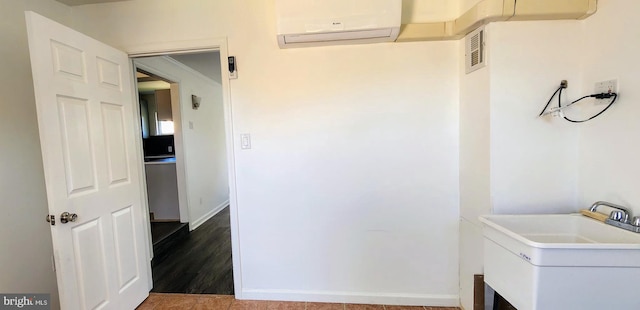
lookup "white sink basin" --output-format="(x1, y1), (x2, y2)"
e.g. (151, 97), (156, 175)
(480, 214), (640, 310)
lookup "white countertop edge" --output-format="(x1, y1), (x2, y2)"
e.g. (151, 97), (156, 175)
(144, 161), (176, 165)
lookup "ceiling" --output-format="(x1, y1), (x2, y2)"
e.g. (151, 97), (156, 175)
(138, 81), (170, 93)
(136, 72), (170, 94)
(55, 0), (130, 6)
(55, 0), (457, 22)
(170, 52), (222, 84)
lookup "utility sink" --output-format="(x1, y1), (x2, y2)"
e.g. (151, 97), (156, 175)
(480, 214), (640, 310)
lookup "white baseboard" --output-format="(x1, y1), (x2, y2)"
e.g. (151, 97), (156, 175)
(240, 289), (459, 307)
(189, 200), (229, 231)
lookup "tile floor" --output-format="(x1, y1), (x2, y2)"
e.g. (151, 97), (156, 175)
(136, 293), (461, 310)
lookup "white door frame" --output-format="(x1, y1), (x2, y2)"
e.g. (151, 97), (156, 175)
(126, 38), (242, 297)
(130, 62), (191, 272)
(133, 61), (190, 225)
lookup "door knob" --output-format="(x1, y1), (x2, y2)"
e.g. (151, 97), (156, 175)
(60, 212), (78, 224)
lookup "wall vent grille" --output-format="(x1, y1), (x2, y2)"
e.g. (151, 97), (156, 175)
(465, 26), (485, 74)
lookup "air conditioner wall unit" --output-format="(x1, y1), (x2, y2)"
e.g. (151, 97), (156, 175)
(275, 0), (402, 49)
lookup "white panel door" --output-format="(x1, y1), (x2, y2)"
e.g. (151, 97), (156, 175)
(25, 11), (150, 310)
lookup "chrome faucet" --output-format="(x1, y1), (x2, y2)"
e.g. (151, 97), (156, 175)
(590, 201), (632, 223)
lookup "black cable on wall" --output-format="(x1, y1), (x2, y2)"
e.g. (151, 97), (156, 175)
(539, 81), (618, 123)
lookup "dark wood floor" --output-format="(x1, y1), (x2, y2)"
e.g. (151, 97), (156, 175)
(151, 206), (234, 295)
(151, 221), (185, 244)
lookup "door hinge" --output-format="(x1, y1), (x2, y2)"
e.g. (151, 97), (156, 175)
(46, 214), (55, 226)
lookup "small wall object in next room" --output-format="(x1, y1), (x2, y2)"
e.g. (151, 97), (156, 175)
(192, 94), (201, 110)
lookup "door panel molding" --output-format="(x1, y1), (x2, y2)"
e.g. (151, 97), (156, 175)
(26, 11), (150, 309)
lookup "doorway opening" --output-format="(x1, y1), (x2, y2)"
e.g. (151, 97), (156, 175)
(136, 69), (188, 266)
(134, 52), (233, 295)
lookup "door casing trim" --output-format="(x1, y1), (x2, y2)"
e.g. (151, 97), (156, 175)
(126, 37), (242, 298)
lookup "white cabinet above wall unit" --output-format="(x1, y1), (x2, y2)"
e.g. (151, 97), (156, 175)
(397, 0), (597, 42)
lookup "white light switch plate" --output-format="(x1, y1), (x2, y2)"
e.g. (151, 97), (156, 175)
(241, 134), (251, 149)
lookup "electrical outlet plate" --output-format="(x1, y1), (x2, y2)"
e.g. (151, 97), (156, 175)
(594, 79), (618, 96)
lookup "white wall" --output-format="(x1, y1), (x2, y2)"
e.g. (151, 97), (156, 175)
(489, 20), (583, 215)
(171, 52), (222, 84)
(458, 40), (490, 310)
(0, 1), (73, 309)
(458, 20), (583, 310)
(135, 56), (230, 230)
(73, 0), (461, 305)
(459, 61), (490, 227)
(578, 0), (640, 216)
(233, 43), (459, 304)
